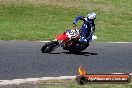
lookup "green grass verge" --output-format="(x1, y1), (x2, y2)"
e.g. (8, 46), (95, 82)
(38, 79), (132, 88)
(0, 0), (132, 41)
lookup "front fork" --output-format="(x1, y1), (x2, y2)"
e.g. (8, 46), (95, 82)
(51, 39), (61, 50)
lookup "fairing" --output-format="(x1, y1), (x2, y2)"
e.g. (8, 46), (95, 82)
(55, 32), (69, 40)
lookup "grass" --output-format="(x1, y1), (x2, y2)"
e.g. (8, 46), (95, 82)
(37, 79), (132, 88)
(0, 0), (132, 41)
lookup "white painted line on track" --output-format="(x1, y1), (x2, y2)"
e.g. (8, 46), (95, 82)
(0, 76), (76, 85)
(106, 42), (132, 44)
(38, 41), (132, 43)
(0, 40), (132, 43)
(38, 41), (50, 42)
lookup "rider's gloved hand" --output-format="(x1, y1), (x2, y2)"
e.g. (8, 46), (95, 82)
(73, 23), (77, 27)
(91, 27), (95, 32)
(79, 37), (88, 43)
(66, 29), (70, 32)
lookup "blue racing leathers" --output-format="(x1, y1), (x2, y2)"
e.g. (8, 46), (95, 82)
(73, 16), (95, 42)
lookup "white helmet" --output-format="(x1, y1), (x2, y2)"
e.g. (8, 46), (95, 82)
(86, 12), (96, 20)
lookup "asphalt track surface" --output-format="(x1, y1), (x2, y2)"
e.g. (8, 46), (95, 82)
(0, 41), (132, 80)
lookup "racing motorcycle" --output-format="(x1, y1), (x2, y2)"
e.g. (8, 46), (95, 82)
(41, 28), (97, 54)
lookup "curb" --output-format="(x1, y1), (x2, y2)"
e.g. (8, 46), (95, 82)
(0, 73), (132, 85)
(0, 76), (76, 85)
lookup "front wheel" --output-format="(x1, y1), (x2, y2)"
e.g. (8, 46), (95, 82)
(41, 41), (59, 53)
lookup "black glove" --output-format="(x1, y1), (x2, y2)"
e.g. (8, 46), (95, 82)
(73, 22), (77, 27)
(91, 26), (95, 32)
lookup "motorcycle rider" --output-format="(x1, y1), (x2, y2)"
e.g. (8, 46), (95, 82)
(73, 12), (96, 43)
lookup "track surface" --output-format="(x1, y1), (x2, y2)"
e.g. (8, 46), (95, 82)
(0, 41), (132, 80)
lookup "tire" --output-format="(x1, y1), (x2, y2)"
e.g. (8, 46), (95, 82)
(81, 42), (89, 50)
(69, 43), (89, 54)
(41, 41), (59, 53)
(69, 48), (81, 54)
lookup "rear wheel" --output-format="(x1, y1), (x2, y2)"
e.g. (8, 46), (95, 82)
(81, 42), (89, 50)
(41, 41), (59, 53)
(69, 42), (89, 54)
(69, 47), (81, 54)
